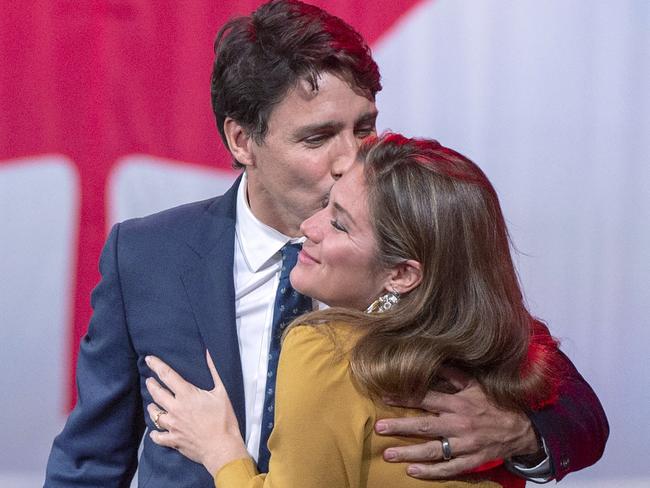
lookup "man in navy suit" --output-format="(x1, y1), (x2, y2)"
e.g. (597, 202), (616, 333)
(44, 1), (607, 486)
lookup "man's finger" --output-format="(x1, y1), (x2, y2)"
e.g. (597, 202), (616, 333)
(145, 377), (175, 411)
(383, 437), (468, 463)
(384, 391), (457, 414)
(375, 414), (451, 439)
(145, 355), (189, 395)
(436, 366), (471, 391)
(406, 457), (477, 480)
(418, 389), (469, 414)
(382, 395), (422, 409)
(383, 439), (444, 463)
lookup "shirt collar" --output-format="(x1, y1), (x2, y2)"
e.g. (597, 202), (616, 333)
(236, 172), (303, 272)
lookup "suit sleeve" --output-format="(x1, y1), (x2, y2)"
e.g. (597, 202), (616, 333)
(44, 224), (145, 487)
(525, 322), (609, 481)
(214, 326), (371, 488)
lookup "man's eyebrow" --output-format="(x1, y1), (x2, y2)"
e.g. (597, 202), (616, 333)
(333, 201), (356, 226)
(355, 110), (378, 127)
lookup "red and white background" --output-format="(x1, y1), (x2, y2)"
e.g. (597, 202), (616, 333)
(1, 1), (648, 486)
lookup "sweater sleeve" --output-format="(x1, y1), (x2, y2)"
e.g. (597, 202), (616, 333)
(215, 325), (372, 488)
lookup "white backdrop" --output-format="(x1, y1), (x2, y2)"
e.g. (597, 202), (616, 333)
(373, 1), (650, 485)
(1, 0), (648, 486)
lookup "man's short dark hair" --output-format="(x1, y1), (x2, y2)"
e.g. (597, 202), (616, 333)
(211, 0), (381, 167)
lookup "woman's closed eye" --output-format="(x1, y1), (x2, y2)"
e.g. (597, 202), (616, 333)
(330, 219), (348, 233)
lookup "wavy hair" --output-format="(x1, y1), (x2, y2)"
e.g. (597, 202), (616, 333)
(211, 0), (381, 168)
(294, 133), (559, 410)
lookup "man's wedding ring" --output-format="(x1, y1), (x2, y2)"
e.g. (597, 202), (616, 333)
(441, 437), (453, 461)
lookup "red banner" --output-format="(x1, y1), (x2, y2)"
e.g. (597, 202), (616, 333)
(0, 0), (423, 411)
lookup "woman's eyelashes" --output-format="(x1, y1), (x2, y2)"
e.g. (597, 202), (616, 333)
(330, 219), (348, 233)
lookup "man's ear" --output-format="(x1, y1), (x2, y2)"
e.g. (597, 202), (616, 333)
(223, 117), (255, 167)
(385, 259), (422, 295)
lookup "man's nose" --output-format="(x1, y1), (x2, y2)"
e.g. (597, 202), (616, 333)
(331, 134), (358, 180)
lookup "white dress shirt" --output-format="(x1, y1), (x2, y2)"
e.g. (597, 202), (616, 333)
(233, 173), (307, 460)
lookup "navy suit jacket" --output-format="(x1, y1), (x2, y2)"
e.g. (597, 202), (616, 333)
(44, 178), (607, 487)
(46, 179), (244, 487)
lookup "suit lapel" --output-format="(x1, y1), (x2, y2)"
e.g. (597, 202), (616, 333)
(180, 177), (246, 435)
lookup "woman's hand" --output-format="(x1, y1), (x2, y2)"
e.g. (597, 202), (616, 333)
(145, 351), (249, 475)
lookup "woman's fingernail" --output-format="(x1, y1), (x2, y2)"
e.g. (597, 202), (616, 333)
(407, 466), (420, 476)
(145, 356), (151, 365)
(375, 421), (387, 433)
(384, 449), (397, 461)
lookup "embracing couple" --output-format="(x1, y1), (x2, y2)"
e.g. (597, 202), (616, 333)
(45, 1), (607, 487)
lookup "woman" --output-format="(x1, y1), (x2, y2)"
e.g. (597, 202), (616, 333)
(144, 133), (559, 487)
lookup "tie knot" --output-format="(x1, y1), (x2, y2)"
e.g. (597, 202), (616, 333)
(280, 242), (302, 280)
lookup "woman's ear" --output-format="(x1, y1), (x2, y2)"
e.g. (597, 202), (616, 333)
(385, 259), (422, 295)
(223, 117), (255, 167)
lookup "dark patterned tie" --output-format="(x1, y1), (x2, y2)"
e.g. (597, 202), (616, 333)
(257, 242), (313, 472)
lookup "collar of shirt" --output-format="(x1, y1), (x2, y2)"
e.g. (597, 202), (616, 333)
(235, 172), (304, 272)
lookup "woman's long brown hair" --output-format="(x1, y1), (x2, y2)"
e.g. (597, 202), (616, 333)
(293, 133), (559, 410)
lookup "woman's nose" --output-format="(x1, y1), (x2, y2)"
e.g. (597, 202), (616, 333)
(300, 210), (324, 242)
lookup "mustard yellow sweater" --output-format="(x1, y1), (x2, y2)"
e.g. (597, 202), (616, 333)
(215, 324), (504, 488)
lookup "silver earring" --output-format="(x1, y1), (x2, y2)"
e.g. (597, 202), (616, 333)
(365, 289), (400, 314)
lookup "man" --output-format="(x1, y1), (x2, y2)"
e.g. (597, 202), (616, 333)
(45, 1), (607, 486)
